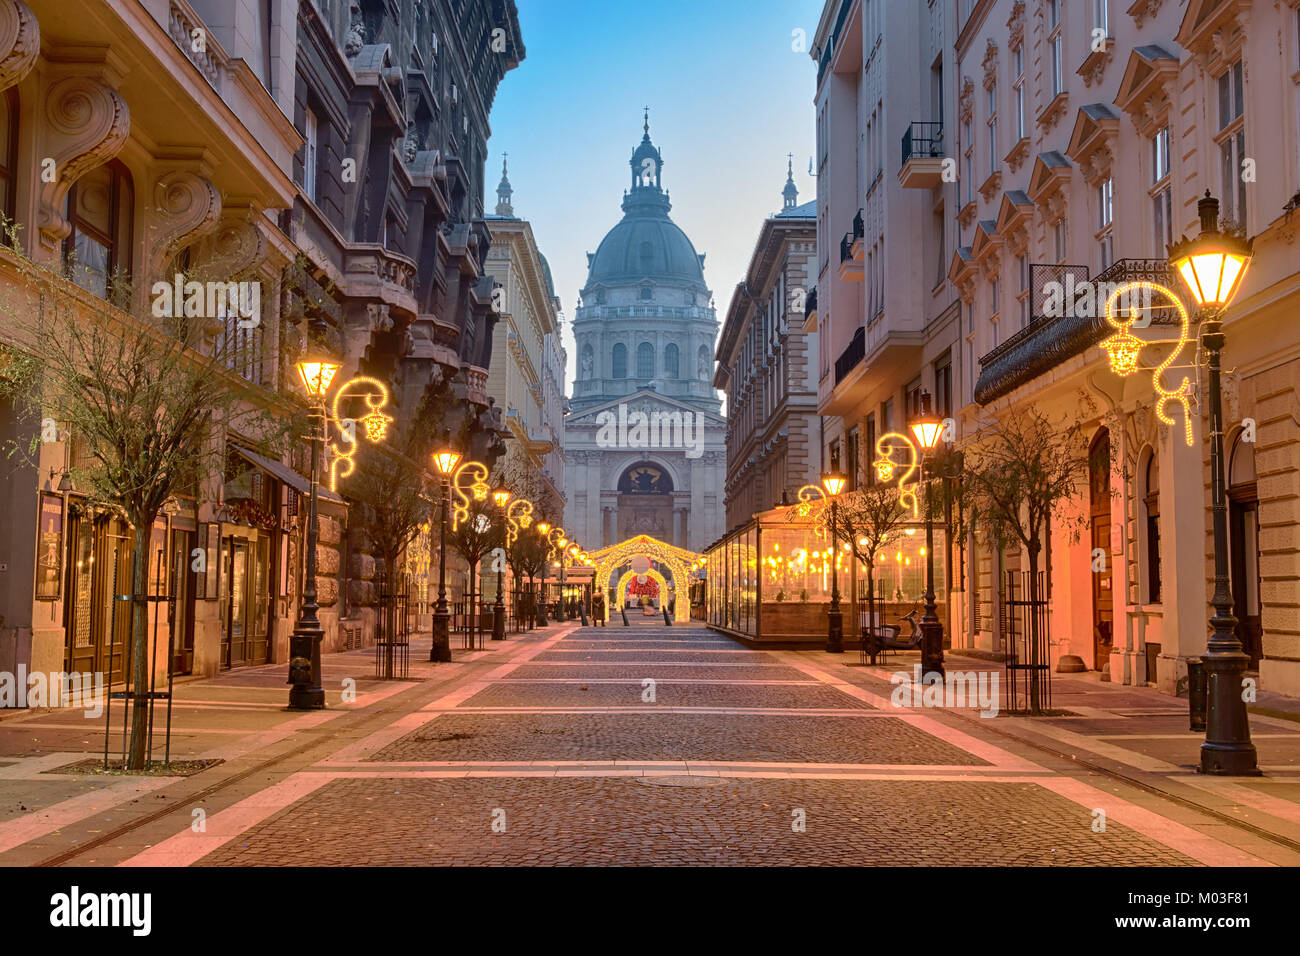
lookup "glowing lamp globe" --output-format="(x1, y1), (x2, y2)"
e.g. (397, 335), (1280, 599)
(1169, 192), (1253, 309)
(821, 471), (848, 496)
(297, 357), (341, 398)
(875, 458), (896, 482)
(491, 487), (511, 508)
(909, 391), (944, 451)
(432, 449), (461, 475)
(537, 522), (551, 536)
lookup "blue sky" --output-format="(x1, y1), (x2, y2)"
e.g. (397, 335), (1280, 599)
(487, 0), (825, 392)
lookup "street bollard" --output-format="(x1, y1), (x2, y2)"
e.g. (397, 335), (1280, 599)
(621, 607), (629, 627)
(1187, 657), (1207, 732)
(663, 607), (671, 626)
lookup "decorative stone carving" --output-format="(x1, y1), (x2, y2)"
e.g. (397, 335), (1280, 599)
(958, 77), (975, 124)
(1223, 372), (1241, 424)
(191, 210), (266, 280)
(151, 170), (221, 277)
(982, 40), (999, 90)
(1128, 0), (1164, 29)
(1007, 1), (1026, 48)
(38, 75), (130, 249)
(1081, 145), (1114, 187)
(1080, 46), (1114, 88)
(0, 0), (38, 93)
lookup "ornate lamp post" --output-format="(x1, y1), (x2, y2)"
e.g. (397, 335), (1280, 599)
(820, 470), (848, 653)
(490, 484), (511, 641)
(288, 343), (342, 709)
(910, 391), (946, 680)
(428, 446), (462, 662)
(553, 532), (570, 621)
(1169, 191), (1258, 776)
(535, 521), (552, 627)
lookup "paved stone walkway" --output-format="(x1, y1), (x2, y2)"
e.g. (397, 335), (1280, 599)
(2, 622), (1299, 866)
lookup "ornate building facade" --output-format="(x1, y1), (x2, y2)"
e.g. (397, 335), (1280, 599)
(716, 165), (820, 530)
(0, 0), (522, 695)
(563, 119), (725, 553)
(485, 157), (565, 511)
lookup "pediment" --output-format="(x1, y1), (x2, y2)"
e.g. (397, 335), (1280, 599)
(1027, 152), (1071, 202)
(1114, 45), (1179, 118)
(567, 390), (724, 427)
(1066, 104), (1119, 161)
(995, 190), (1035, 234)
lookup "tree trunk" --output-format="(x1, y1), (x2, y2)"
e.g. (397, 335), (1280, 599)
(1027, 538), (1042, 715)
(866, 562), (877, 665)
(127, 522), (152, 770)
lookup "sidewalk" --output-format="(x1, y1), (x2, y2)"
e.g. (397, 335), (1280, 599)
(831, 648), (1300, 854)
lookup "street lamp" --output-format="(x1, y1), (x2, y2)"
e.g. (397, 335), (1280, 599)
(289, 340), (342, 709)
(821, 469), (848, 653)
(490, 484), (511, 641)
(910, 390), (945, 681)
(555, 533), (569, 621)
(535, 521), (552, 627)
(428, 445), (462, 662)
(1169, 191), (1258, 776)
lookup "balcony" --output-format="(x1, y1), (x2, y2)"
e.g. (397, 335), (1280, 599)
(837, 209), (865, 282)
(899, 122), (945, 189)
(834, 326), (865, 385)
(974, 259), (1178, 406)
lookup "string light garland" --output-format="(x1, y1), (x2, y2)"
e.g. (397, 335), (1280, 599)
(1101, 280), (1195, 447)
(327, 375), (392, 490)
(449, 459), (489, 531)
(873, 432), (920, 518)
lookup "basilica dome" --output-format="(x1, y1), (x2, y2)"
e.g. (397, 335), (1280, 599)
(583, 117), (707, 293)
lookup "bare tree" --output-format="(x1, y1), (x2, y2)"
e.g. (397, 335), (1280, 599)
(0, 234), (295, 768)
(448, 494), (504, 643)
(962, 409), (1089, 712)
(821, 482), (910, 664)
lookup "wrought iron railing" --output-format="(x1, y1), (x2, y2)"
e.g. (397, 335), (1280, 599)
(901, 121), (944, 164)
(834, 326), (866, 385)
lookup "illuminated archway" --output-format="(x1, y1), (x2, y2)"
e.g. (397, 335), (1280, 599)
(615, 568), (669, 614)
(590, 534), (699, 623)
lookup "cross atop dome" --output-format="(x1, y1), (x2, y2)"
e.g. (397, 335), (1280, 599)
(782, 153), (798, 209)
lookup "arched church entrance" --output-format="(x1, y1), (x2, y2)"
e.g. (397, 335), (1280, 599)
(616, 461), (675, 544)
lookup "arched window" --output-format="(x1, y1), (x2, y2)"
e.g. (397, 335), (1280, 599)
(637, 342), (655, 378)
(64, 159), (134, 300)
(612, 343), (627, 378)
(1142, 450), (1161, 603)
(664, 343), (679, 378)
(0, 88), (18, 221)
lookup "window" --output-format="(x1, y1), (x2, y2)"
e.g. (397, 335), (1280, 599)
(881, 397), (894, 434)
(1143, 452), (1161, 603)
(636, 342), (654, 378)
(640, 286), (653, 300)
(664, 343), (679, 378)
(64, 160), (134, 300)
(1216, 60), (1247, 232)
(905, 378), (923, 420)
(302, 107), (318, 202)
(865, 414), (877, 485)
(1054, 220), (1067, 262)
(1016, 254), (1029, 328)
(1094, 0), (1109, 36)
(828, 439), (842, 474)
(987, 83), (998, 175)
(846, 428), (859, 490)
(1013, 46), (1026, 140)
(934, 356), (952, 420)
(1048, 0), (1064, 96)
(962, 119), (974, 205)
(0, 88), (16, 221)
(1098, 178), (1114, 270)
(1151, 126), (1173, 253)
(990, 277), (1000, 317)
(612, 343), (627, 378)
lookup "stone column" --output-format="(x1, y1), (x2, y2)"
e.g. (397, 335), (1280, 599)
(1157, 419), (1210, 695)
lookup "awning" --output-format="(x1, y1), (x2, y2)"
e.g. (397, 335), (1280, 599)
(232, 445), (344, 504)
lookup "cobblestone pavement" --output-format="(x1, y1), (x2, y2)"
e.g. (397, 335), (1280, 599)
(6, 622), (1300, 867)
(200, 776), (1193, 867)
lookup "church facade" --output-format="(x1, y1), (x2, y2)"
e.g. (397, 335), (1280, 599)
(563, 119), (726, 553)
